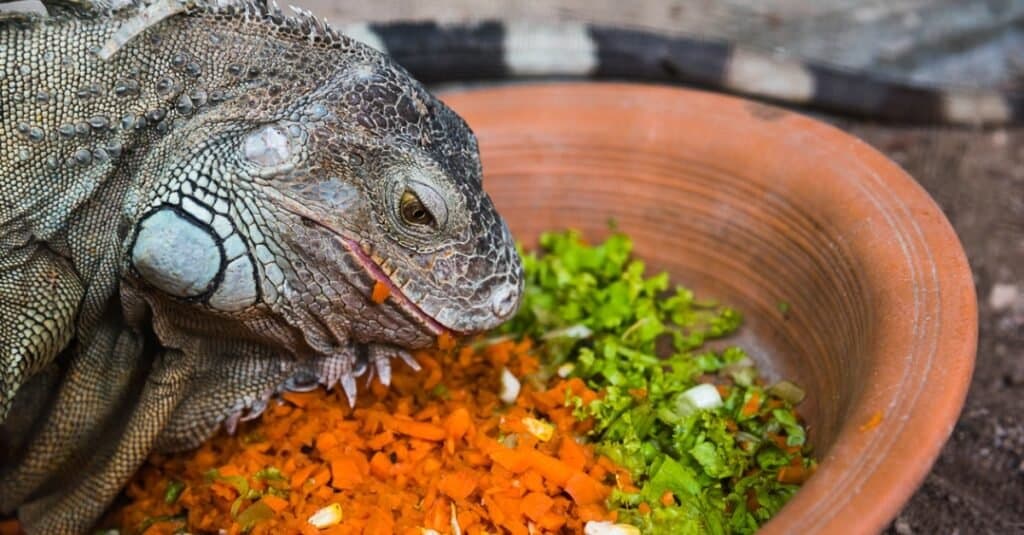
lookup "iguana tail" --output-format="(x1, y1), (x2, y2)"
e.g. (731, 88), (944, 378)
(341, 20), (1024, 126)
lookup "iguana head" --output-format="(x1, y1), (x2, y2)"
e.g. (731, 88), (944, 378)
(124, 36), (523, 359)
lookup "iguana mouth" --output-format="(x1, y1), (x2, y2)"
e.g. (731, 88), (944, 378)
(272, 193), (450, 337)
(338, 235), (451, 337)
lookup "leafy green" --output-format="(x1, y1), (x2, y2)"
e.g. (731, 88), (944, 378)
(505, 230), (815, 534)
(163, 479), (185, 504)
(236, 501), (275, 533)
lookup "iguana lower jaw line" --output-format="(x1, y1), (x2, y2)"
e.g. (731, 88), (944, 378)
(276, 195), (451, 338)
(339, 234), (451, 337)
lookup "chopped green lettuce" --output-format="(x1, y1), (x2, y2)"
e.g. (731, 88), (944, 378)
(504, 230), (815, 534)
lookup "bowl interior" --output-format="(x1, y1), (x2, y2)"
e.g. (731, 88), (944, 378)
(439, 83), (977, 534)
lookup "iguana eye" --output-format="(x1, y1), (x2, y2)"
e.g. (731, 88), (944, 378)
(400, 190), (435, 226)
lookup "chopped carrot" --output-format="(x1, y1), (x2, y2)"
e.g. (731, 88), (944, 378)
(371, 280), (390, 304)
(558, 437), (588, 471)
(488, 447), (531, 473)
(0, 519), (23, 535)
(565, 471), (608, 505)
(393, 420), (446, 441)
(104, 336), (624, 534)
(527, 450), (574, 486)
(280, 390), (318, 408)
(746, 489), (760, 511)
(329, 457), (363, 490)
(436, 331), (456, 350)
(260, 494), (289, 514)
(438, 471), (477, 501)
(444, 407), (472, 441)
(369, 452), (391, 478)
(364, 507), (394, 535)
(315, 431), (338, 453)
(859, 411), (884, 432)
(740, 391), (762, 418)
(520, 492), (554, 522)
(628, 388), (647, 399)
(777, 465), (811, 484)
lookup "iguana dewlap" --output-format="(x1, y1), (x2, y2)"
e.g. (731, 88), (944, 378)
(0, 1), (522, 532)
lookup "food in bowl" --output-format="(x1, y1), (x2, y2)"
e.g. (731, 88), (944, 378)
(105, 230), (815, 534)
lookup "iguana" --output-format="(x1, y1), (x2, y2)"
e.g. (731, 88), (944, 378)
(341, 20), (1023, 125)
(0, 1), (523, 533)
(1, 1), (1021, 533)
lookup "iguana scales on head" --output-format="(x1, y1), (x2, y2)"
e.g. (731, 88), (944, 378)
(0, 0), (523, 532)
(2, 0), (1022, 533)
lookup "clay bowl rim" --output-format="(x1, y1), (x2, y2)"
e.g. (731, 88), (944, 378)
(438, 82), (978, 534)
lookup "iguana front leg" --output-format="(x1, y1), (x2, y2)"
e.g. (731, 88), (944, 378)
(15, 348), (197, 535)
(0, 309), (144, 512)
(0, 240), (84, 422)
(154, 338), (417, 453)
(154, 339), (297, 452)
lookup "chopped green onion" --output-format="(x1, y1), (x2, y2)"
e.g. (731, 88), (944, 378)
(768, 380), (806, 404)
(236, 502), (274, 532)
(163, 480), (185, 504)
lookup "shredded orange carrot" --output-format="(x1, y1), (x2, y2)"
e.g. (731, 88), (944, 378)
(260, 495), (289, 514)
(0, 519), (24, 535)
(105, 338), (630, 534)
(370, 281), (390, 304)
(565, 471), (608, 506)
(777, 465), (812, 484)
(740, 391), (761, 418)
(436, 331), (456, 351)
(859, 410), (884, 432)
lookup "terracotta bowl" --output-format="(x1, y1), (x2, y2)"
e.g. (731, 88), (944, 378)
(439, 83), (977, 534)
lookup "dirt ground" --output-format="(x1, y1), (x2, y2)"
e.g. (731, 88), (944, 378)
(292, 1), (1024, 532)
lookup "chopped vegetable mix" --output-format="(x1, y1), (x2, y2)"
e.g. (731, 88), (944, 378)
(105, 230), (813, 534)
(501, 231), (815, 534)
(108, 337), (626, 535)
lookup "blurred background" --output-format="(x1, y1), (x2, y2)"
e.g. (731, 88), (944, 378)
(310, 0), (1024, 90)
(285, 2), (1024, 532)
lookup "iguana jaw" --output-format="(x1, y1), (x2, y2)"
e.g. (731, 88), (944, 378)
(339, 234), (450, 337)
(273, 194), (451, 338)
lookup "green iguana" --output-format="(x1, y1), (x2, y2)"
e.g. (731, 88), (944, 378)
(3, 0), (1022, 533)
(0, 1), (522, 532)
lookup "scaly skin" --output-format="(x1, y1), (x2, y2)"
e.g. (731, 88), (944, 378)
(0, 2), (523, 533)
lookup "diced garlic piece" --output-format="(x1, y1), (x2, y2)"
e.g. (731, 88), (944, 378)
(450, 502), (462, 535)
(584, 520), (642, 535)
(681, 383), (723, 410)
(499, 367), (521, 404)
(522, 417), (555, 441)
(557, 362), (575, 378)
(307, 503), (343, 528)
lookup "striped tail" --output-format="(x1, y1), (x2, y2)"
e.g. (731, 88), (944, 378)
(340, 20), (1024, 126)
